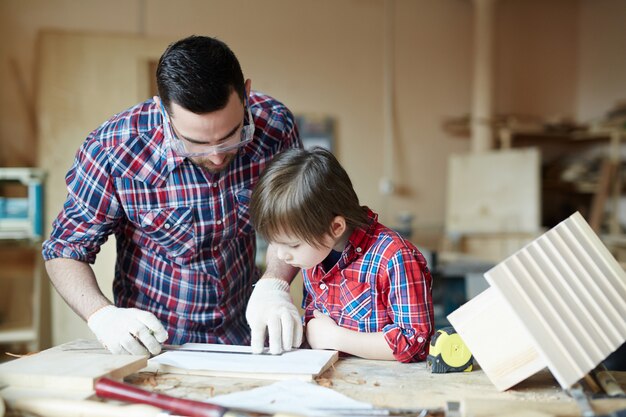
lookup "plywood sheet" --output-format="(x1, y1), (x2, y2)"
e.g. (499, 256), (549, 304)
(149, 344), (338, 381)
(485, 211), (626, 389)
(37, 31), (172, 345)
(446, 148), (541, 234)
(447, 287), (546, 391)
(0, 339), (146, 391)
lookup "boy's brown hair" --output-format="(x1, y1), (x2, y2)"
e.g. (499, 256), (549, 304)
(250, 147), (369, 247)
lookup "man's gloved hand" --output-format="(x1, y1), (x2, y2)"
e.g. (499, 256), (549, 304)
(246, 278), (303, 354)
(87, 305), (168, 355)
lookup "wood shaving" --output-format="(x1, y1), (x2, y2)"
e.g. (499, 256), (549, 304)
(4, 351), (38, 358)
(316, 377), (333, 388)
(127, 371), (160, 387)
(341, 377), (367, 385)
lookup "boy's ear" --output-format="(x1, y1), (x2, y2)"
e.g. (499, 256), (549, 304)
(330, 216), (347, 238)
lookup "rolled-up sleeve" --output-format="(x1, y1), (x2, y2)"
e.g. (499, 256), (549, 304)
(42, 137), (121, 263)
(382, 249), (434, 363)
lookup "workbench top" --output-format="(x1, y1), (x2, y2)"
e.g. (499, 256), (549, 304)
(124, 356), (626, 417)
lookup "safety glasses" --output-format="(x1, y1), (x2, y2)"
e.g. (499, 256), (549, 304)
(160, 95), (254, 158)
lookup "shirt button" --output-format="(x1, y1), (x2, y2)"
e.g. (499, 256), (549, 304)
(213, 183), (218, 188)
(417, 336), (425, 343)
(320, 283), (327, 290)
(213, 246), (218, 251)
(164, 223), (171, 229)
(356, 247), (362, 253)
(216, 220), (222, 225)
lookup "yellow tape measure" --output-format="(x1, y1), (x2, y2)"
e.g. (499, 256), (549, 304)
(427, 326), (473, 373)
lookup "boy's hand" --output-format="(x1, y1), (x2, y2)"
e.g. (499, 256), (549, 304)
(246, 278), (303, 354)
(87, 305), (168, 355)
(306, 309), (340, 350)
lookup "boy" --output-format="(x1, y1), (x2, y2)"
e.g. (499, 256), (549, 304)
(249, 147), (434, 362)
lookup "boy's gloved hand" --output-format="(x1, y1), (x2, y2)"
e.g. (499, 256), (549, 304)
(87, 305), (168, 355)
(246, 278), (303, 354)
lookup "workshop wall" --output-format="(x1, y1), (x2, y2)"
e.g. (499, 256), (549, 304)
(1, 0), (601, 229)
(577, 0), (626, 121)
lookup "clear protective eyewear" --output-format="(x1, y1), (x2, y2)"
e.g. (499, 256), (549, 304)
(160, 95), (254, 158)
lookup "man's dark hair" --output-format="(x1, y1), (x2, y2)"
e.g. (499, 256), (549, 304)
(156, 35), (245, 114)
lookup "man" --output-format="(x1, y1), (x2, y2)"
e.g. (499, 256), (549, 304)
(43, 35), (302, 356)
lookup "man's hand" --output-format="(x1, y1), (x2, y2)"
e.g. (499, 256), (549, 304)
(306, 309), (340, 350)
(246, 278), (303, 354)
(87, 305), (168, 355)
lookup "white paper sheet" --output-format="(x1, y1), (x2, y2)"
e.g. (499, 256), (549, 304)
(209, 379), (374, 416)
(149, 343), (338, 378)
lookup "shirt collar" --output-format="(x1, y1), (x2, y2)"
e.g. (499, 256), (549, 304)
(342, 207), (378, 262)
(309, 207), (378, 277)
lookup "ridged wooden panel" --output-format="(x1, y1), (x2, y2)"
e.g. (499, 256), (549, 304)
(485, 212), (626, 389)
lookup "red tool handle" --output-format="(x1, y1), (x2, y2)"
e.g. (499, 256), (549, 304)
(95, 377), (226, 417)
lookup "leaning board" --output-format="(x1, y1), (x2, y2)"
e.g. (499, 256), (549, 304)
(0, 339), (147, 391)
(485, 212), (626, 389)
(446, 148), (540, 234)
(149, 344), (339, 381)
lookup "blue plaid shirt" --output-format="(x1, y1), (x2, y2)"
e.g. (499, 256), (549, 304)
(43, 92), (301, 345)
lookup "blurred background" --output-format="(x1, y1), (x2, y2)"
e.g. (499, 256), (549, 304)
(0, 0), (625, 354)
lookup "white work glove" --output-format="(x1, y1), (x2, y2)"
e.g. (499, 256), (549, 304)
(246, 278), (303, 354)
(87, 305), (168, 356)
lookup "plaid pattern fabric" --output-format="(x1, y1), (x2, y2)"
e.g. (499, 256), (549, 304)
(43, 92), (301, 345)
(302, 209), (434, 362)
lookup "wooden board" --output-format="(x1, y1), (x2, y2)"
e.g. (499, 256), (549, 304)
(460, 232), (540, 263)
(148, 343), (338, 381)
(446, 148), (541, 234)
(447, 287), (546, 391)
(485, 211), (626, 389)
(0, 339), (146, 391)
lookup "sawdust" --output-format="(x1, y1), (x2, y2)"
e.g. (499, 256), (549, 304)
(127, 371), (160, 387)
(316, 377), (333, 388)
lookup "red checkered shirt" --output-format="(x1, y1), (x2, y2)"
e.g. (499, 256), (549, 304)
(302, 209), (434, 362)
(43, 91), (301, 345)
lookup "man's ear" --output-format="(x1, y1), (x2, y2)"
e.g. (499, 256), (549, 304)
(244, 79), (252, 97)
(330, 216), (347, 238)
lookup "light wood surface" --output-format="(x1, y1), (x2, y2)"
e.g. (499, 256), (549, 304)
(0, 340), (146, 392)
(124, 356), (626, 417)
(2, 350), (625, 416)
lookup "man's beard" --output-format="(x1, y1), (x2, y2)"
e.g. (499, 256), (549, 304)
(190, 152), (236, 173)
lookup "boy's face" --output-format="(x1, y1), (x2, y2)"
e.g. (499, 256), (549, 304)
(271, 232), (336, 270)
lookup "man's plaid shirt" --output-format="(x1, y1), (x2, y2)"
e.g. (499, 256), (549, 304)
(43, 92), (301, 345)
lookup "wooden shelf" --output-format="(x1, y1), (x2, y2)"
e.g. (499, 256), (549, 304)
(0, 327), (37, 344)
(0, 244), (42, 350)
(498, 126), (625, 233)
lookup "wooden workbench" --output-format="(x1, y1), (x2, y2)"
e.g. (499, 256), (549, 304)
(123, 356), (626, 417)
